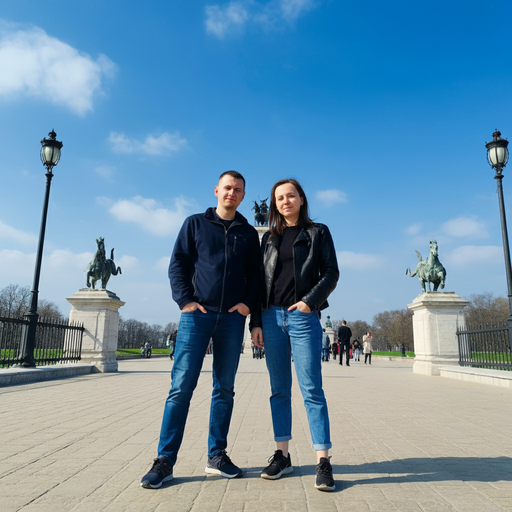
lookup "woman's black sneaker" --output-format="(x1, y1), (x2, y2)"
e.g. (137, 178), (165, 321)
(140, 458), (173, 489)
(315, 457), (335, 491)
(261, 450), (293, 480)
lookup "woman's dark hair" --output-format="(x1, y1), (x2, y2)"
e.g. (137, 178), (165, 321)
(268, 178), (313, 237)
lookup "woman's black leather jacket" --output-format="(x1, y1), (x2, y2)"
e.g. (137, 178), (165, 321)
(251, 223), (339, 328)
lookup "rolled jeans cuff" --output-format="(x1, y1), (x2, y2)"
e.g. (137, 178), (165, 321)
(313, 442), (332, 451)
(275, 434), (292, 442)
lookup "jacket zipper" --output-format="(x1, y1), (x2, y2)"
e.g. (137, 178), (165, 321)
(217, 220), (239, 311)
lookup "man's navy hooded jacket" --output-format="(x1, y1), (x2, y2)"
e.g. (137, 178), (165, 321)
(169, 207), (260, 313)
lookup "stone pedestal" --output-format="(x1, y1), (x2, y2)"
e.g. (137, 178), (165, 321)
(243, 226), (268, 349)
(325, 327), (335, 343)
(408, 292), (469, 376)
(66, 289), (126, 373)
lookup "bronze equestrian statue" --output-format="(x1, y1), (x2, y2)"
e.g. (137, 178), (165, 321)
(86, 237), (122, 290)
(406, 240), (447, 292)
(252, 198), (269, 226)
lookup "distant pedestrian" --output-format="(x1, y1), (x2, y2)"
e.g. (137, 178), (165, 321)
(337, 320), (352, 366)
(331, 341), (338, 361)
(363, 332), (373, 364)
(321, 329), (331, 362)
(169, 330), (177, 360)
(352, 339), (361, 362)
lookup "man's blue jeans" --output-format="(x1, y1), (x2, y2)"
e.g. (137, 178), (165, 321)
(157, 309), (246, 465)
(262, 306), (332, 451)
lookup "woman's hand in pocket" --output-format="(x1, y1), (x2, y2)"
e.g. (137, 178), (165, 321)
(288, 301), (311, 313)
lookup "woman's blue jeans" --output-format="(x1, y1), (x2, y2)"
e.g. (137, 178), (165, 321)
(262, 306), (332, 451)
(157, 309), (246, 465)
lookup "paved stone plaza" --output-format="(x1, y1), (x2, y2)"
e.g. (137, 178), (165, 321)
(1, 355), (512, 512)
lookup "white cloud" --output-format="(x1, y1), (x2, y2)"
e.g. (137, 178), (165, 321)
(444, 245), (503, 267)
(280, 0), (316, 21)
(117, 255), (139, 270)
(155, 257), (170, 271)
(205, 0), (317, 38)
(315, 189), (347, 206)
(0, 220), (37, 245)
(205, 2), (250, 38)
(0, 25), (115, 115)
(441, 216), (488, 239)
(337, 251), (381, 270)
(108, 196), (192, 236)
(94, 165), (116, 180)
(108, 131), (187, 156)
(0, 248), (92, 284)
(47, 249), (93, 272)
(405, 223), (422, 236)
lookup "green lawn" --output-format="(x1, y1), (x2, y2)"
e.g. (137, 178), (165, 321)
(372, 351), (415, 357)
(116, 348), (171, 356)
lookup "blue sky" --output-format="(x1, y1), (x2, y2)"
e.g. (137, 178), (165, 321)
(1, 0), (512, 327)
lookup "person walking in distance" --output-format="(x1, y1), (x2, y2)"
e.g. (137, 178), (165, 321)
(169, 330), (177, 360)
(363, 331), (373, 364)
(337, 320), (352, 366)
(140, 171), (260, 489)
(352, 339), (361, 362)
(251, 178), (339, 491)
(331, 339), (338, 361)
(321, 329), (331, 362)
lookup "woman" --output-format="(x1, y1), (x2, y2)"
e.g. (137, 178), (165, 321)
(251, 178), (339, 491)
(363, 332), (373, 364)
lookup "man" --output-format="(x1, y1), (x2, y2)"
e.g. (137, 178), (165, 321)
(321, 328), (331, 362)
(141, 171), (260, 489)
(337, 320), (352, 366)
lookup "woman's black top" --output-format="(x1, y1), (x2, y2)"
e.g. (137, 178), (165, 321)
(270, 226), (301, 307)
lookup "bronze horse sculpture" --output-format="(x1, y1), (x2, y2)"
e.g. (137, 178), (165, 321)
(86, 237), (122, 290)
(252, 198), (269, 226)
(406, 240), (447, 292)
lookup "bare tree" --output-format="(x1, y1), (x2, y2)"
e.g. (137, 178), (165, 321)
(118, 317), (166, 348)
(37, 299), (64, 320)
(0, 284), (30, 317)
(372, 309), (413, 351)
(350, 320), (372, 342)
(464, 292), (508, 327)
(164, 321), (179, 335)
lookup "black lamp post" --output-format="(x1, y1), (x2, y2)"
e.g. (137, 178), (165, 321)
(485, 129), (512, 352)
(20, 130), (63, 367)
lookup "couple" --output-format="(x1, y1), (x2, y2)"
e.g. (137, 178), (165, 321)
(140, 171), (339, 492)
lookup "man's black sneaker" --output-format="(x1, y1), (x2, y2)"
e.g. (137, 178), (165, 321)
(205, 451), (243, 478)
(261, 450), (293, 480)
(315, 457), (335, 491)
(140, 458), (173, 489)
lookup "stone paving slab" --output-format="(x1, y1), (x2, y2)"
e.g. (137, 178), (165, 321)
(1, 354), (512, 511)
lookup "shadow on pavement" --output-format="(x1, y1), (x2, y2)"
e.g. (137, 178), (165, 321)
(328, 457), (512, 487)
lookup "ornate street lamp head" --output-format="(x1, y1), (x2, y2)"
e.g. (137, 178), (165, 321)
(40, 129), (63, 172)
(485, 129), (509, 171)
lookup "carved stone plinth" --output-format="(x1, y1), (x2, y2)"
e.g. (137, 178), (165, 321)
(66, 289), (125, 373)
(408, 292), (469, 376)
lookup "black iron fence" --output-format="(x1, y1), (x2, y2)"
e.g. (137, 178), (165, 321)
(0, 313), (84, 368)
(456, 323), (512, 371)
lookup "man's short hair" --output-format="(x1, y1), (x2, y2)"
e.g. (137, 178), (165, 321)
(219, 170), (246, 190)
(342, 320), (347, 325)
